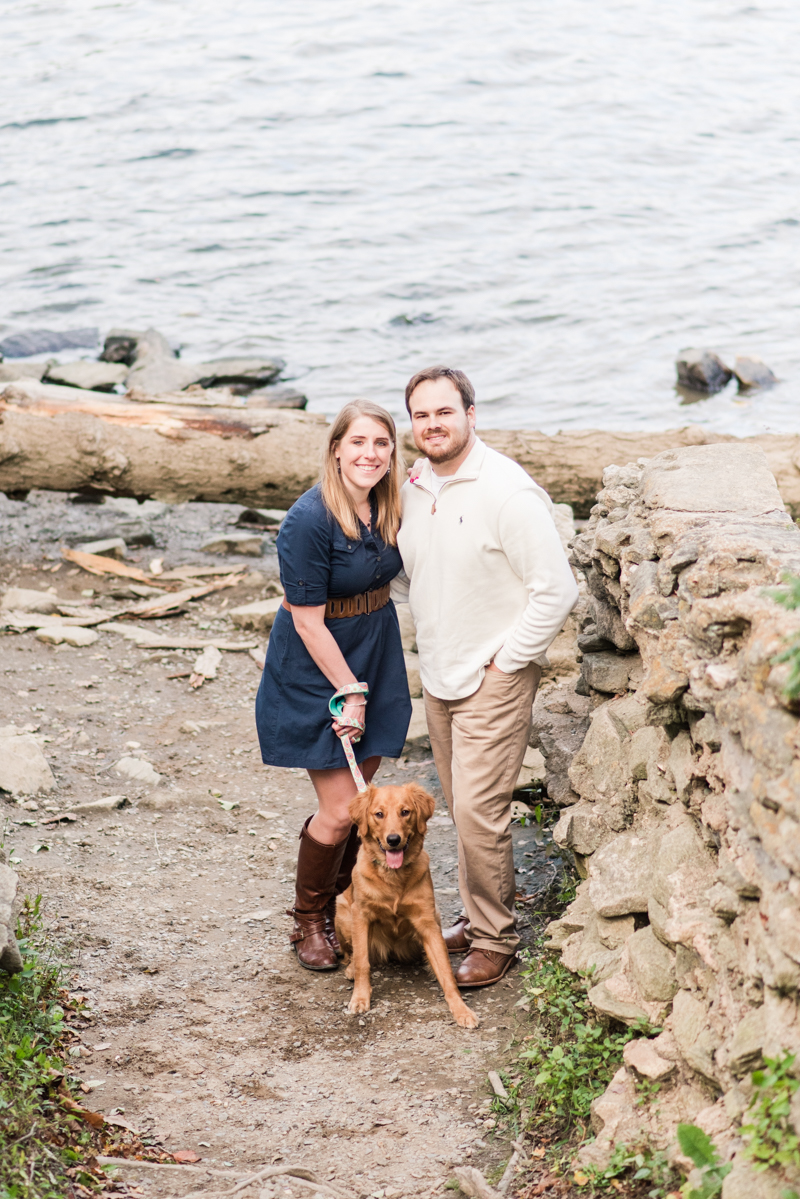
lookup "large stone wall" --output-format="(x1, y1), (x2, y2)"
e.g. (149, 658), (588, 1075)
(538, 443), (800, 1196)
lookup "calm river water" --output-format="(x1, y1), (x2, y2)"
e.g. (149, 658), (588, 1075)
(2, 1), (800, 433)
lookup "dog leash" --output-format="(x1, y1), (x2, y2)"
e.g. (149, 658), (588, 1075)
(329, 683), (370, 792)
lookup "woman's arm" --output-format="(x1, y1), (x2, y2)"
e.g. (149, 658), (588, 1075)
(288, 603), (366, 735)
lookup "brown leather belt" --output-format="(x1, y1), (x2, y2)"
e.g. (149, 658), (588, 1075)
(282, 582), (391, 620)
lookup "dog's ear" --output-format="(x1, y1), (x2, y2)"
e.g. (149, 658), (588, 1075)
(348, 785), (375, 837)
(405, 783), (436, 833)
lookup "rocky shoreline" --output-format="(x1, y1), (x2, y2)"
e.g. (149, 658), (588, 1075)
(532, 442), (800, 1197)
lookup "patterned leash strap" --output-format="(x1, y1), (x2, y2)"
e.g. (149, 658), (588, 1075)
(329, 683), (370, 793)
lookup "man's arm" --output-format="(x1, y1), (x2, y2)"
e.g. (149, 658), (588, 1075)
(492, 490), (579, 674)
(390, 570), (410, 604)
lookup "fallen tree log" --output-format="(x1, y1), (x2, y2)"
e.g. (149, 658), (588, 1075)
(0, 379), (327, 510)
(2, 379), (800, 516)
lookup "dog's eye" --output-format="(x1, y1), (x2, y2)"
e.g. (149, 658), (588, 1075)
(374, 811), (384, 819)
(401, 809), (411, 817)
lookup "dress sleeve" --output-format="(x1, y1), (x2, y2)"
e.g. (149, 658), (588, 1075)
(277, 501), (332, 606)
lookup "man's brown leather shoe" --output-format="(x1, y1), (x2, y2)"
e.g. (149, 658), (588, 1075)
(455, 948), (517, 988)
(442, 915), (471, 955)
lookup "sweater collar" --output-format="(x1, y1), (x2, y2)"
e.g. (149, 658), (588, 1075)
(412, 436), (487, 491)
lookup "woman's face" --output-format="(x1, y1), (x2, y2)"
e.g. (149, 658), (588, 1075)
(335, 416), (394, 495)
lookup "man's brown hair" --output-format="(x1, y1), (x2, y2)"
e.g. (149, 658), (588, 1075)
(405, 366), (475, 414)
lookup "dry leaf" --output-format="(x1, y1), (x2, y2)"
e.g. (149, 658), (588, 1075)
(173, 1149), (202, 1164)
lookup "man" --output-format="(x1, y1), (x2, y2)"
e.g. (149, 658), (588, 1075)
(392, 366), (578, 987)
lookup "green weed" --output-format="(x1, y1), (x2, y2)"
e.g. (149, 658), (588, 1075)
(676, 1123), (732, 1199)
(0, 896), (85, 1199)
(741, 1052), (800, 1173)
(575, 1143), (679, 1196)
(768, 576), (800, 700)
(517, 953), (637, 1133)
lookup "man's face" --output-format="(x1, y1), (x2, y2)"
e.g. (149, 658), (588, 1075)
(408, 378), (475, 465)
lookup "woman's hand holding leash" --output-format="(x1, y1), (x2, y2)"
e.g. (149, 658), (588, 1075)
(329, 683), (370, 793)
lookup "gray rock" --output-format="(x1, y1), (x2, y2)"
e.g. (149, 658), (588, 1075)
(706, 881), (742, 923)
(553, 803), (612, 855)
(246, 385), (307, 409)
(648, 818), (716, 944)
(112, 519), (155, 548)
(0, 327), (98, 358)
(36, 627), (99, 647)
(721, 1158), (792, 1199)
(561, 916), (624, 982)
(113, 757), (162, 787)
(581, 651), (637, 694)
(44, 361), (127, 392)
(592, 596), (637, 652)
(667, 729), (695, 801)
(588, 830), (655, 917)
(0, 864), (22, 975)
(194, 358), (284, 389)
(1, 587), (59, 614)
(76, 537), (127, 559)
(586, 980), (650, 1025)
(118, 327), (197, 394)
(628, 725), (670, 783)
(596, 913), (636, 950)
(568, 705), (632, 815)
(0, 732), (56, 795)
(627, 926), (678, 1003)
(530, 688), (590, 806)
(640, 444), (785, 516)
(0, 360), (53, 382)
(229, 596), (284, 632)
(671, 989), (721, 1084)
(622, 1038), (675, 1080)
(675, 348), (733, 394)
(726, 1006), (766, 1076)
(100, 328), (144, 364)
(202, 532), (265, 556)
(577, 629), (614, 654)
(733, 355), (776, 389)
(102, 328), (286, 395)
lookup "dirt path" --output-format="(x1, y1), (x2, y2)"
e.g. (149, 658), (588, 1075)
(1, 493), (556, 1199)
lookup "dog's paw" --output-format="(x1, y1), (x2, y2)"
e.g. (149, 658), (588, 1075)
(454, 1004), (479, 1030)
(344, 962), (355, 981)
(348, 994), (371, 1016)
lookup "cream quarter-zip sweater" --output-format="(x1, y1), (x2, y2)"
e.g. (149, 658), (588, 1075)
(392, 438), (579, 701)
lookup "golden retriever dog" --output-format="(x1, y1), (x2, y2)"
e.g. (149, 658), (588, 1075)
(335, 783), (479, 1030)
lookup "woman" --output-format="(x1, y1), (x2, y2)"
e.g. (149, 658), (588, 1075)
(256, 398), (412, 971)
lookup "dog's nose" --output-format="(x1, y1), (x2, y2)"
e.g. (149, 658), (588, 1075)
(386, 833), (402, 848)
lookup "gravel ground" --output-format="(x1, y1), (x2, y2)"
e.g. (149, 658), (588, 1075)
(1, 491), (563, 1199)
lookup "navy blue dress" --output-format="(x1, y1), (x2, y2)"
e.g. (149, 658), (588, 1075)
(256, 485), (412, 770)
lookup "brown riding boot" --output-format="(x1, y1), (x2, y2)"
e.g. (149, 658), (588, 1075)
(288, 817), (349, 971)
(324, 824), (361, 955)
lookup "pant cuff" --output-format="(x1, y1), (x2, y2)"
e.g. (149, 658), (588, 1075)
(469, 936), (519, 956)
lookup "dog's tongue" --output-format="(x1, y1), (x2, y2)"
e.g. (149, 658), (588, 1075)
(386, 849), (404, 869)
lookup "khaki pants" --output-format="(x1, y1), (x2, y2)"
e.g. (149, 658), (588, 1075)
(423, 662), (541, 956)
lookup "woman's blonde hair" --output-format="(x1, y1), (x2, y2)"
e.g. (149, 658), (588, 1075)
(320, 399), (403, 546)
